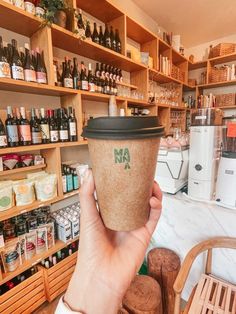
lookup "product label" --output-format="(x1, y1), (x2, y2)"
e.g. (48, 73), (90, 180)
(89, 82), (95, 92)
(81, 80), (88, 90)
(24, 69), (36, 82)
(109, 73), (113, 80)
(67, 175), (73, 192)
(12, 65), (24, 80)
(69, 122), (76, 136)
(19, 125), (31, 142)
(62, 176), (67, 193)
(6, 125), (19, 143)
(35, 6), (45, 17)
(36, 71), (47, 84)
(40, 124), (50, 140)
(105, 72), (109, 79)
(59, 130), (69, 140)
(50, 130), (59, 142)
(114, 148), (131, 170)
(96, 70), (100, 78)
(32, 131), (42, 144)
(64, 78), (73, 88)
(14, 0), (24, 9)
(0, 135), (7, 147)
(24, 2), (35, 14)
(0, 62), (11, 78)
(101, 71), (105, 80)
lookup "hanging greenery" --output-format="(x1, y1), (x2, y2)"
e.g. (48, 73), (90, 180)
(39, 0), (71, 26)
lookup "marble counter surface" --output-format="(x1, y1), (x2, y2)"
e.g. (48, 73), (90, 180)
(149, 192), (236, 300)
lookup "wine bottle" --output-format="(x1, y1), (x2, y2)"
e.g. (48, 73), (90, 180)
(19, 107), (31, 146)
(63, 57), (73, 88)
(80, 62), (88, 91)
(112, 67), (117, 81)
(109, 66), (114, 81)
(92, 23), (99, 44)
(11, 39), (24, 81)
(100, 63), (105, 80)
(48, 109), (59, 143)
(7, 43), (13, 65)
(19, 47), (25, 65)
(103, 24), (111, 49)
(72, 168), (79, 190)
(0, 117), (7, 148)
(110, 26), (116, 51)
(113, 80), (118, 96)
(88, 63), (95, 92)
(116, 68), (120, 82)
(5, 106), (19, 147)
(66, 166), (73, 192)
(77, 9), (85, 37)
(0, 36), (11, 78)
(115, 29), (122, 53)
(99, 26), (104, 46)
(35, 48), (47, 84)
(39, 108), (50, 144)
(24, 43), (36, 82)
(85, 21), (92, 39)
(72, 57), (80, 90)
(104, 76), (110, 94)
(24, 0), (35, 14)
(58, 108), (69, 142)
(62, 165), (67, 194)
(30, 108), (42, 145)
(68, 107), (77, 142)
(105, 64), (110, 81)
(95, 63), (100, 79)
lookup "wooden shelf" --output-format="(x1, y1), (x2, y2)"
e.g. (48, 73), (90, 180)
(0, 0), (41, 37)
(172, 48), (188, 64)
(189, 60), (208, 70)
(218, 106), (236, 110)
(80, 91), (110, 102)
(183, 84), (196, 92)
(117, 81), (138, 90)
(156, 103), (187, 110)
(76, 0), (123, 23)
(198, 80), (236, 89)
(0, 78), (77, 96)
(209, 52), (236, 65)
(149, 69), (183, 85)
(126, 16), (156, 44)
(0, 164), (46, 177)
(51, 24), (147, 72)
(0, 237), (79, 285)
(117, 97), (149, 106)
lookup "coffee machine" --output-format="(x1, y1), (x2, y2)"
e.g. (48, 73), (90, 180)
(188, 108), (222, 201)
(216, 116), (236, 208)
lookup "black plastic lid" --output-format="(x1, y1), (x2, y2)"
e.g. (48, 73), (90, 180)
(82, 116), (164, 140)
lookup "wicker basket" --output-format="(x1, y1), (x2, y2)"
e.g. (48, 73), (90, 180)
(209, 66), (228, 83)
(215, 93), (236, 107)
(210, 43), (236, 58)
(171, 64), (185, 82)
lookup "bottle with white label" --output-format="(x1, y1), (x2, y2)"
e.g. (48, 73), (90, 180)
(63, 57), (73, 88)
(11, 39), (24, 81)
(39, 108), (50, 144)
(6, 106), (19, 147)
(80, 61), (89, 91)
(19, 107), (31, 145)
(0, 37), (11, 79)
(30, 108), (42, 145)
(24, 43), (36, 82)
(58, 108), (69, 142)
(35, 48), (47, 84)
(48, 109), (59, 143)
(0, 118), (7, 149)
(68, 107), (77, 142)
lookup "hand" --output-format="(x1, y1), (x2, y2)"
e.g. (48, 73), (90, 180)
(64, 170), (162, 314)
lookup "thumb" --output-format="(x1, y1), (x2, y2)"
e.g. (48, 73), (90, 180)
(79, 169), (101, 226)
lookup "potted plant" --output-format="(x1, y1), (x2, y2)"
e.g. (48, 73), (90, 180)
(40, 0), (72, 29)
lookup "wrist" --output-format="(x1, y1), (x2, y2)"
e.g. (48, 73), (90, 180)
(64, 266), (121, 314)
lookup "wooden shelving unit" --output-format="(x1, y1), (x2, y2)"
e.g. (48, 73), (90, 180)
(0, 164), (47, 177)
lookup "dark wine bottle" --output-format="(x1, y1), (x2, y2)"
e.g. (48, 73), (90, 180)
(48, 109), (59, 143)
(36, 48), (47, 84)
(110, 26), (116, 51)
(88, 63), (95, 92)
(0, 117), (7, 148)
(39, 108), (50, 144)
(99, 26), (104, 46)
(80, 61), (88, 91)
(58, 108), (69, 142)
(19, 107), (31, 146)
(24, 43), (36, 82)
(115, 29), (122, 53)
(0, 36), (11, 78)
(30, 108), (42, 145)
(63, 57), (73, 88)
(103, 24), (111, 49)
(92, 23), (99, 44)
(85, 21), (92, 39)
(77, 9), (85, 37)
(11, 39), (24, 80)
(68, 107), (77, 142)
(72, 57), (80, 90)
(5, 106), (19, 147)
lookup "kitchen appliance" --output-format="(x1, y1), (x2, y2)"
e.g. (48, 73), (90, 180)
(155, 134), (189, 194)
(188, 108), (223, 201)
(216, 116), (236, 208)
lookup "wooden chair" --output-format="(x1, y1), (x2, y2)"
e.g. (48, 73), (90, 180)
(173, 237), (236, 314)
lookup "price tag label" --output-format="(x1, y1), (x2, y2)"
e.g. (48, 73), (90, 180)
(227, 123), (236, 138)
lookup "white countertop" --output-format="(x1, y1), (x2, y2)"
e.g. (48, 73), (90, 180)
(149, 192), (236, 300)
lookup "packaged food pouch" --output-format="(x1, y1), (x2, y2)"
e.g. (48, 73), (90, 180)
(1, 238), (21, 272)
(25, 231), (36, 260)
(27, 171), (46, 180)
(46, 222), (55, 249)
(13, 179), (35, 206)
(35, 174), (57, 201)
(36, 227), (47, 254)
(19, 235), (26, 264)
(0, 181), (14, 211)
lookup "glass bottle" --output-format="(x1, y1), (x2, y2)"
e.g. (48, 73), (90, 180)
(5, 106), (19, 147)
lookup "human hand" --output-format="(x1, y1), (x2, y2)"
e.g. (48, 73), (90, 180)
(64, 170), (162, 314)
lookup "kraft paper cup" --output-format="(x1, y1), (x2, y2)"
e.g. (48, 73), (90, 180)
(82, 117), (164, 231)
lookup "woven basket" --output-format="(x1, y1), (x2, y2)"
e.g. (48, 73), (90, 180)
(210, 43), (236, 58)
(209, 66), (228, 83)
(215, 93), (236, 107)
(171, 64), (185, 82)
